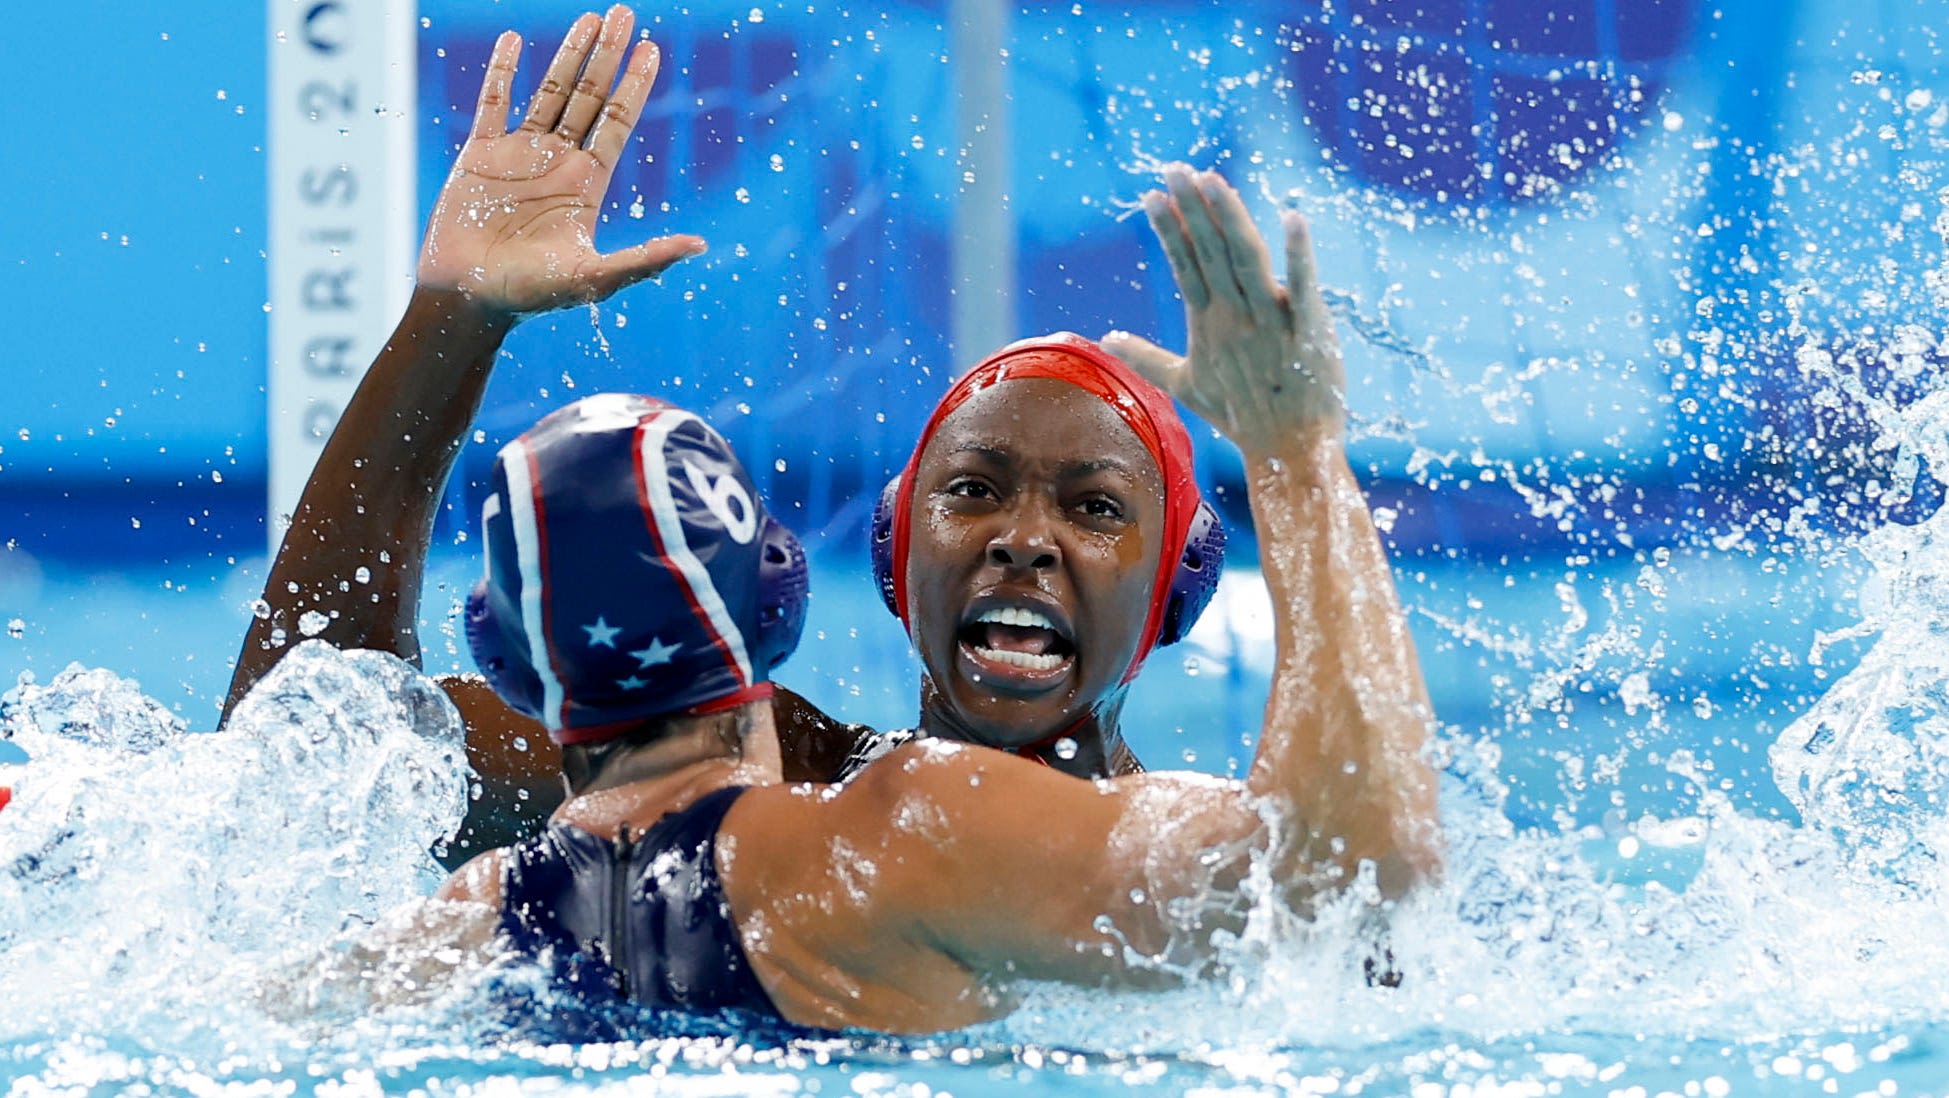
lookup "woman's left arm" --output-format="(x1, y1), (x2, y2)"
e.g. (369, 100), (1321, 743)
(1104, 167), (1441, 897)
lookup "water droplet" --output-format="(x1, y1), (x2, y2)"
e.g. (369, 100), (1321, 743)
(1182, 656), (1201, 677)
(298, 611), (330, 638)
(1054, 737), (1079, 760)
(250, 598), (271, 620)
(354, 566), (371, 584)
(6, 619), (24, 640)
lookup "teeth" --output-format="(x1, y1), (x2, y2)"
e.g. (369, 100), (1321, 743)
(975, 606), (1058, 631)
(973, 647), (1066, 671)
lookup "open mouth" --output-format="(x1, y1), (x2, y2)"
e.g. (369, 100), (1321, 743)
(957, 605), (1076, 676)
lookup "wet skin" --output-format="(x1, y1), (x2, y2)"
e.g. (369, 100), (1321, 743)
(905, 378), (1166, 751)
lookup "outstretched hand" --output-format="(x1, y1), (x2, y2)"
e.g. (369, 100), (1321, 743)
(418, 5), (705, 316)
(1104, 167), (1344, 459)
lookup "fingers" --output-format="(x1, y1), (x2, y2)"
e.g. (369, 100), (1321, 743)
(1100, 331), (1185, 394)
(519, 12), (602, 134)
(1282, 210), (1323, 310)
(1143, 189), (1210, 312)
(589, 235), (708, 299)
(470, 32), (522, 140)
(555, 5), (636, 144)
(1201, 175), (1283, 322)
(1283, 210), (1342, 360)
(588, 40), (662, 168)
(1166, 167), (1248, 314)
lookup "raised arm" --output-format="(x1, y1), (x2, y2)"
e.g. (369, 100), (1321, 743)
(1106, 167), (1441, 897)
(729, 171), (1441, 1033)
(222, 6), (704, 725)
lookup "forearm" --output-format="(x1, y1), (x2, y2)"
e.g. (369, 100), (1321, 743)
(223, 288), (513, 721)
(1242, 428), (1441, 899)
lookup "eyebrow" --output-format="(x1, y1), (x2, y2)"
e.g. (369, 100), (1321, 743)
(947, 443), (1147, 480)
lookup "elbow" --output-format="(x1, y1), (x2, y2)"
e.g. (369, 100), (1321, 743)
(1371, 837), (1443, 902)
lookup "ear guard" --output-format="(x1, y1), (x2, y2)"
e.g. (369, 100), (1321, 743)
(869, 475), (1225, 649)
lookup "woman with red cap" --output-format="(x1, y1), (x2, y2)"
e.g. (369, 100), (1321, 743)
(222, 8), (1436, 869)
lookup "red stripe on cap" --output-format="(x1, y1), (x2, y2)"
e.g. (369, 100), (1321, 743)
(632, 410), (749, 688)
(890, 332), (1199, 684)
(0, 786), (11, 813)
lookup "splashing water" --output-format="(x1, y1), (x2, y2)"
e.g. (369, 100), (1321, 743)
(11, 575), (1949, 1095)
(0, 642), (468, 1065)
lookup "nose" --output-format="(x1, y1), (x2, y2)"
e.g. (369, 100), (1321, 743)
(987, 504), (1061, 571)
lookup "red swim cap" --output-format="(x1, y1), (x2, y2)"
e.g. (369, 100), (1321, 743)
(888, 332), (1199, 682)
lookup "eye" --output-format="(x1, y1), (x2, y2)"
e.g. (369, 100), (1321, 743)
(940, 477), (998, 502)
(1077, 494), (1128, 523)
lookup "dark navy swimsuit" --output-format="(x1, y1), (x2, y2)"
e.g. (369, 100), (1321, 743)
(498, 785), (778, 1018)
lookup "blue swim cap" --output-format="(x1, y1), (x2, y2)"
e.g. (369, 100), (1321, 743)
(464, 394), (809, 745)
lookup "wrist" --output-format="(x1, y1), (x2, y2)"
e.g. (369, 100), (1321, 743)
(405, 284), (521, 337)
(1238, 419), (1345, 475)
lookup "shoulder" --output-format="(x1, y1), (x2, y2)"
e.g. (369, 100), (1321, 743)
(435, 846), (509, 907)
(733, 741), (1123, 912)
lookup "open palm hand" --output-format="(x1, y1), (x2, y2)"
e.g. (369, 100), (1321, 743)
(1105, 166), (1345, 459)
(418, 6), (704, 316)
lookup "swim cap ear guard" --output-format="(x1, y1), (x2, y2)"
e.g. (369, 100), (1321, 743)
(1156, 495), (1226, 647)
(754, 513), (811, 669)
(466, 580), (544, 720)
(464, 394), (809, 745)
(869, 475), (901, 617)
(869, 474), (1225, 648)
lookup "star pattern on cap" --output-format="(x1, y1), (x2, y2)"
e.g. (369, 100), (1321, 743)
(582, 616), (622, 648)
(617, 675), (649, 691)
(630, 637), (682, 668)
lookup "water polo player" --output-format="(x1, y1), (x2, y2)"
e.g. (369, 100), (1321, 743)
(424, 388), (1438, 1032)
